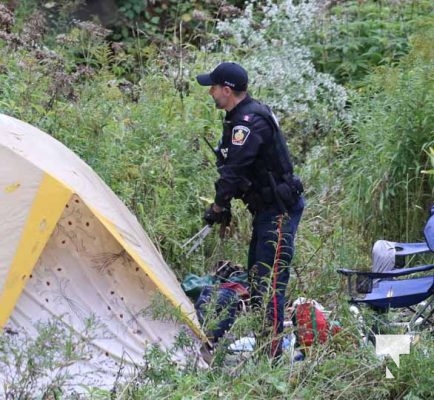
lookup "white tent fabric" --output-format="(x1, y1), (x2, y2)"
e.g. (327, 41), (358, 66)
(0, 114), (203, 388)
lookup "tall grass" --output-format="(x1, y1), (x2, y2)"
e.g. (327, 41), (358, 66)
(341, 22), (434, 242)
(0, 1), (433, 398)
(309, 0), (434, 85)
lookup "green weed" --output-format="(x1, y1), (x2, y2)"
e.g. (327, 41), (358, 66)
(0, 1), (433, 398)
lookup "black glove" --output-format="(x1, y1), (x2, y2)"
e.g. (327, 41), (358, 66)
(204, 204), (231, 226)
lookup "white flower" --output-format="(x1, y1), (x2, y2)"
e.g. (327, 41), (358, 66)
(210, 0), (350, 131)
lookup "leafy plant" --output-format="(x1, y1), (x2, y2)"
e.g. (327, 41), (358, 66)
(421, 147), (434, 176)
(213, 0), (350, 153)
(340, 22), (434, 241)
(309, 0), (434, 85)
(0, 320), (97, 398)
(114, 0), (244, 44)
(1, 1), (433, 398)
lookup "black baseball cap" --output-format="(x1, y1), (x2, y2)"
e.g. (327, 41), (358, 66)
(196, 62), (248, 91)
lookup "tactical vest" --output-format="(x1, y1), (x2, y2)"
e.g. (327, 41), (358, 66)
(224, 99), (302, 213)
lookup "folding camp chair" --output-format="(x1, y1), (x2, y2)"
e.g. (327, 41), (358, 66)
(338, 264), (434, 334)
(339, 209), (434, 338)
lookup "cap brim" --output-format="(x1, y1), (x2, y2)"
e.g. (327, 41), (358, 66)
(196, 73), (214, 86)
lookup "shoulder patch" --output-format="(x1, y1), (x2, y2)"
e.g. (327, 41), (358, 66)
(232, 125), (250, 146)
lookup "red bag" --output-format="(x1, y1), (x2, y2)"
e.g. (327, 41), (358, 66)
(295, 302), (340, 347)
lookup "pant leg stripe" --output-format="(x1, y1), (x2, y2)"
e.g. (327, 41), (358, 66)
(271, 214), (284, 356)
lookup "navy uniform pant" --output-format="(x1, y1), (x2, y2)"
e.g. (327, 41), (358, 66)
(248, 196), (304, 358)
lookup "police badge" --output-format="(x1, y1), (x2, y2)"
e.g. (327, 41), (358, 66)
(232, 125), (250, 145)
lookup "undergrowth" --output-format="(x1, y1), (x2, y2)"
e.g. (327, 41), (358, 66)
(0, 0), (433, 398)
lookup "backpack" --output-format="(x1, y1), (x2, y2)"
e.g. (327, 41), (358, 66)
(292, 299), (341, 347)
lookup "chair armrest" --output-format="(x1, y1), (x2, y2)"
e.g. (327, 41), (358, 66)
(337, 264), (434, 279)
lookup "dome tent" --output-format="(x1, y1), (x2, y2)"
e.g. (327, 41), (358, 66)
(0, 114), (203, 388)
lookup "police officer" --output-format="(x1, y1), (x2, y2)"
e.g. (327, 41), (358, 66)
(196, 62), (305, 358)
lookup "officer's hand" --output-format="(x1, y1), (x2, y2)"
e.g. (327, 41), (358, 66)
(204, 204), (231, 226)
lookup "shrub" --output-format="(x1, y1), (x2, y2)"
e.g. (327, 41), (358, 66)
(309, 0), (434, 85)
(211, 0), (350, 158)
(340, 22), (434, 241)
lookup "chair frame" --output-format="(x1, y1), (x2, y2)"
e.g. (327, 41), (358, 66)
(338, 264), (434, 333)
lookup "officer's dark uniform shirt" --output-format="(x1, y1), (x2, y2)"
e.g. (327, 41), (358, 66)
(214, 94), (294, 213)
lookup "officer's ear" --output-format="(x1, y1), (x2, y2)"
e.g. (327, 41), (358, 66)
(222, 86), (233, 96)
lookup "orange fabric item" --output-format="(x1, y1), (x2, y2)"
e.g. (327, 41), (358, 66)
(295, 302), (330, 347)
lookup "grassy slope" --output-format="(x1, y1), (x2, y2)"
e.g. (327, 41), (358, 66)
(0, 1), (433, 398)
